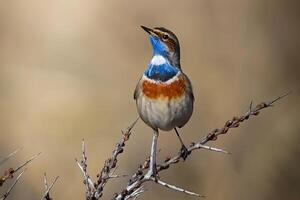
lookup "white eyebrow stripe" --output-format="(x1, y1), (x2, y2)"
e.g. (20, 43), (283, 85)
(150, 55), (167, 65)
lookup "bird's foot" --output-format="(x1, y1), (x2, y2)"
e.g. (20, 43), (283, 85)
(180, 145), (190, 161)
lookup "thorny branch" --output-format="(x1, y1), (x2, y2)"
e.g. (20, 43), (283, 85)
(41, 173), (59, 200)
(111, 93), (289, 200)
(75, 93), (288, 199)
(157, 92), (290, 172)
(0, 149), (59, 199)
(75, 140), (95, 198)
(0, 148), (22, 166)
(0, 169), (26, 200)
(0, 149), (44, 199)
(0, 152), (41, 187)
(76, 118), (139, 199)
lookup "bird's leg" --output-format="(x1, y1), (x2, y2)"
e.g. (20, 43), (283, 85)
(174, 128), (190, 160)
(146, 129), (159, 181)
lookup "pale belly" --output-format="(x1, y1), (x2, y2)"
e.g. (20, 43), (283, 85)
(136, 94), (193, 131)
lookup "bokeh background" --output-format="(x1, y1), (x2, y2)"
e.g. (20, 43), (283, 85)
(0, 0), (299, 199)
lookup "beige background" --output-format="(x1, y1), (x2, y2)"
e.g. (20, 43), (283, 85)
(0, 0), (299, 199)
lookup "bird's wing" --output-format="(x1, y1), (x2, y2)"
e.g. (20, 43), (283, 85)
(133, 76), (142, 100)
(182, 72), (194, 102)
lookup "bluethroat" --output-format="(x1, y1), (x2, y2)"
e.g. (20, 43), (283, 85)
(134, 26), (194, 179)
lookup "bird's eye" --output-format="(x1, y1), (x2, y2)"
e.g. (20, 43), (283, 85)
(162, 34), (169, 40)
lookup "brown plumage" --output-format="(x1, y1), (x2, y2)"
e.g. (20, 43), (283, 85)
(141, 76), (186, 100)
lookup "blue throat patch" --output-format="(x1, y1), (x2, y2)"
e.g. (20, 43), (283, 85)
(144, 35), (178, 82)
(145, 60), (178, 82)
(149, 36), (167, 56)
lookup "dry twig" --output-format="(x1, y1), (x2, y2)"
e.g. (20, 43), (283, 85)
(0, 169), (26, 200)
(76, 118), (139, 199)
(112, 93), (289, 199)
(0, 152), (41, 187)
(41, 173), (59, 200)
(75, 140), (95, 199)
(0, 148), (22, 166)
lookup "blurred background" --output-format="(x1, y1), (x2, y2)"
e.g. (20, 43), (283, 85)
(0, 0), (299, 199)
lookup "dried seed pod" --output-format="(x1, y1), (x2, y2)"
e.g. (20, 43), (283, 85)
(164, 156), (171, 162)
(232, 116), (239, 121)
(189, 142), (195, 147)
(233, 123), (240, 128)
(223, 127), (229, 134)
(207, 133), (216, 141)
(225, 120), (233, 127)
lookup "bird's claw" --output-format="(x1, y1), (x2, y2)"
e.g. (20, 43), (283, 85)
(151, 166), (159, 182)
(180, 145), (190, 161)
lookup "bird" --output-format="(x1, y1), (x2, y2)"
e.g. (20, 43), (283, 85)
(134, 26), (194, 179)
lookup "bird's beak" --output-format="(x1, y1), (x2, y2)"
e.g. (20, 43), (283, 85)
(141, 26), (158, 37)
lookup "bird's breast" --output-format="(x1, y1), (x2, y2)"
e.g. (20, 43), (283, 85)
(141, 72), (186, 100)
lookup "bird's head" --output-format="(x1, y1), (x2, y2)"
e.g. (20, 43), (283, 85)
(141, 26), (181, 68)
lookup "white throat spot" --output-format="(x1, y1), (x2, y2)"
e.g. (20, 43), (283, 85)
(151, 55), (167, 65)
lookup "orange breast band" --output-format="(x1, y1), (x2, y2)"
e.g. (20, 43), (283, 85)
(142, 77), (186, 100)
